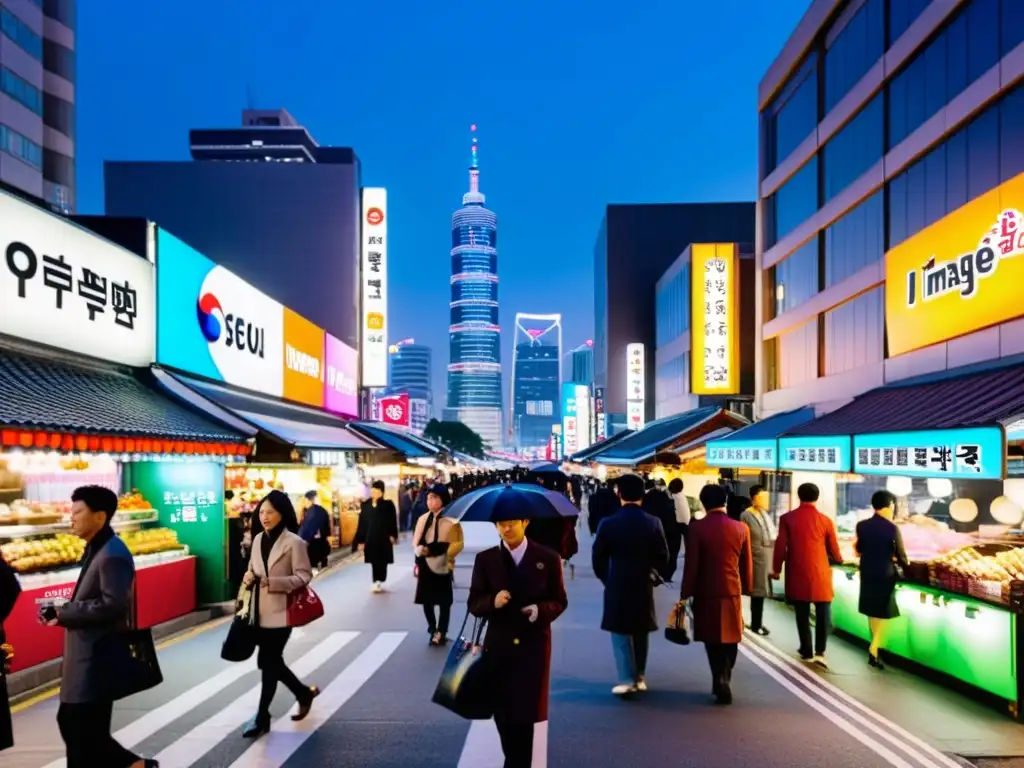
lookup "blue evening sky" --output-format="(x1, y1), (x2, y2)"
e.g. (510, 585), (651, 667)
(76, 0), (809, 409)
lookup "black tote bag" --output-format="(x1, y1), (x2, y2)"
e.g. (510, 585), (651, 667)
(222, 579), (259, 662)
(94, 584), (163, 701)
(431, 610), (493, 720)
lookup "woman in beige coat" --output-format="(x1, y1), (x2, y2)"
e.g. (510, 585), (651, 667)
(412, 484), (464, 645)
(241, 490), (319, 738)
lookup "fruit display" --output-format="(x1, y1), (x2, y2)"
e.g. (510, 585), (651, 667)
(0, 500), (68, 526)
(927, 544), (1024, 605)
(119, 491), (155, 511)
(1, 533), (84, 573)
(120, 527), (183, 556)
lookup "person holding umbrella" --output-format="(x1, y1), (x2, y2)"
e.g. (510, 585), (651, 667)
(464, 485), (569, 768)
(412, 484), (464, 646)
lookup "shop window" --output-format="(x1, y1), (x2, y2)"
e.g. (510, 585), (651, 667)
(773, 237), (819, 317)
(823, 287), (883, 376)
(823, 93), (883, 201)
(766, 319), (818, 392)
(889, 0), (932, 45)
(824, 190), (882, 287)
(763, 54), (818, 177)
(766, 156), (819, 249)
(824, 0), (884, 113)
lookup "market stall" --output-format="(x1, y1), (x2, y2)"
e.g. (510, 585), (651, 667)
(349, 421), (447, 504)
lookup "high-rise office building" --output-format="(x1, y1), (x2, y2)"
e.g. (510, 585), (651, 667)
(510, 314), (562, 452)
(569, 340), (595, 386)
(102, 108), (361, 350)
(0, 0), (75, 212)
(446, 126), (503, 448)
(388, 339), (433, 433)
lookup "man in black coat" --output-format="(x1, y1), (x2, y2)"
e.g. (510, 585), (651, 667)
(469, 508), (568, 768)
(354, 480), (399, 592)
(643, 481), (681, 582)
(593, 474), (669, 696)
(587, 481), (620, 536)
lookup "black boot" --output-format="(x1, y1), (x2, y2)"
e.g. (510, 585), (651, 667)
(242, 714), (271, 739)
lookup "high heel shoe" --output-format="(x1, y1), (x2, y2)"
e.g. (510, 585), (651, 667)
(868, 652), (885, 670)
(242, 715), (270, 739)
(291, 686), (320, 721)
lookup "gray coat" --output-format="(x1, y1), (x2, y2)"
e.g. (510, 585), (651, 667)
(58, 534), (135, 704)
(740, 509), (775, 599)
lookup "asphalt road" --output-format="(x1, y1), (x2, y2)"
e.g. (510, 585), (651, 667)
(2, 525), (988, 767)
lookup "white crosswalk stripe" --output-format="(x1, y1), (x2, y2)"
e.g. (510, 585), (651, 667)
(154, 631), (359, 768)
(228, 632), (407, 767)
(457, 720), (548, 767)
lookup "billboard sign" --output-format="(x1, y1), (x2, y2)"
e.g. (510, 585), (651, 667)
(575, 384), (591, 452)
(561, 382), (579, 455)
(852, 427), (1004, 480)
(594, 386), (606, 440)
(379, 393), (410, 428)
(361, 188), (388, 387)
(626, 343), (645, 430)
(324, 333), (359, 417)
(691, 243), (739, 395)
(0, 192), (155, 367)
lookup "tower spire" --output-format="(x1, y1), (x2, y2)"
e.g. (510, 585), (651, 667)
(463, 123), (485, 204)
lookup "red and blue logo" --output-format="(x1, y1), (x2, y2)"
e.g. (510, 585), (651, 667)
(197, 293), (223, 342)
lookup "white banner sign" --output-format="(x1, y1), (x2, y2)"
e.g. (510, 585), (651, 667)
(361, 188), (388, 387)
(626, 342), (645, 431)
(0, 192), (155, 366)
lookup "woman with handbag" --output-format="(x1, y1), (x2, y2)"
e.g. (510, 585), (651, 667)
(413, 484), (464, 646)
(241, 490), (319, 739)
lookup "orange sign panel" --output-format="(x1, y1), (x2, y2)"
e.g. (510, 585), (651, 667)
(690, 243), (739, 395)
(283, 308), (325, 407)
(886, 171), (1024, 357)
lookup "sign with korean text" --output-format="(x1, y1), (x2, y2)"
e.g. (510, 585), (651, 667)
(886, 171), (1024, 357)
(0, 192), (155, 366)
(283, 308), (325, 407)
(626, 342), (645, 431)
(575, 384), (592, 452)
(379, 393), (410, 428)
(706, 439), (778, 470)
(852, 427), (1004, 480)
(691, 243), (739, 395)
(324, 334), (359, 417)
(594, 387), (606, 441)
(361, 187), (388, 388)
(778, 436), (852, 472)
(562, 382), (579, 455)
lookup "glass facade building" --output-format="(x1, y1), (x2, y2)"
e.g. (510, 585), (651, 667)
(446, 135), (503, 448)
(757, 0), (1024, 417)
(510, 314), (562, 452)
(569, 342), (595, 387)
(388, 340), (433, 432)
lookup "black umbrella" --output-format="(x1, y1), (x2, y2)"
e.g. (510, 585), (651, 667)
(446, 483), (579, 523)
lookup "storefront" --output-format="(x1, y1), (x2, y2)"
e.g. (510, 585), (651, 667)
(774, 362), (1024, 717)
(149, 228), (382, 583)
(349, 420), (447, 504)
(0, 191), (252, 674)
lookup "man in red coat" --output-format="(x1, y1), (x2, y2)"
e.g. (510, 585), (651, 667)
(771, 482), (844, 669)
(680, 484), (752, 705)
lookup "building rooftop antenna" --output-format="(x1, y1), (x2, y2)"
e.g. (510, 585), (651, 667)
(464, 124), (484, 204)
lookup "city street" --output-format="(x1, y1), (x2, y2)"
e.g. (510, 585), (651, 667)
(5, 525), (1023, 768)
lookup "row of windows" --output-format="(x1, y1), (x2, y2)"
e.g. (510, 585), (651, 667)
(823, 93), (882, 202)
(766, 155), (817, 245)
(889, 0), (932, 45)
(654, 263), (690, 348)
(763, 54), (818, 176)
(766, 320), (818, 391)
(43, 92), (73, 137)
(655, 353), (689, 403)
(43, 0), (74, 30)
(43, 38), (75, 84)
(822, 286), (884, 376)
(773, 238), (817, 317)
(1, 66), (42, 115)
(824, 0), (884, 113)
(1, 7), (42, 59)
(0, 123), (41, 168)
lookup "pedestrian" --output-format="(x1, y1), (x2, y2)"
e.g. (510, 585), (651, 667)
(468, 508), (568, 768)
(1, 548), (20, 753)
(679, 483), (752, 706)
(771, 482), (844, 669)
(740, 484), (777, 636)
(587, 480), (620, 536)
(592, 473), (668, 696)
(298, 490), (332, 572)
(413, 484), (464, 646)
(667, 477), (690, 557)
(45, 485), (158, 767)
(855, 489), (909, 669)
(354, 480), (399, 593)
(242, 490), (320, 739)
(399, 483), (416, 535)
(642, 481), (680, 582)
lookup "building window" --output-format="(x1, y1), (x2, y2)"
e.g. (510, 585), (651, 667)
(42, 0), (74, 29)
(1, 7), (43, 60)
(0, 124), (42, 168)
(824, 190), (882, 287)
(43, 93), (74, 138)
(887, 0), (1001, 149)
(1, 67), (42, 115)
(772, 237), (819, 317)
(824, 0), (884, 113)
(43, 147), (73, 189)
(763, 53), (818, 176)
(655, 263), (690, 347)
(823, 287), (884, 376)
(765, 319), (818, 392)
(766, 156), (819, 248)
(823, 93), (883, 201)
(889, 0), (932, 45)
(43, 39), (75, 84)
(655, 353), (690, 404)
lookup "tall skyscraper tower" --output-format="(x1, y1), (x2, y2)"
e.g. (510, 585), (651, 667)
(511, 314), (562, 453)
(388, 339), (433, 433)
(445, 126), (503, 449)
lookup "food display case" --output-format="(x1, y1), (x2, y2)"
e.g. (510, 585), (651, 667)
(0, 454), (197, 674)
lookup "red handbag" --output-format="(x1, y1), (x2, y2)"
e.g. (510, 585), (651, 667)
(286, 586), (325, 627)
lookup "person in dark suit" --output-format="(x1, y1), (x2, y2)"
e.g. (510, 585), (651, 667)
(354, 480), (399, 592)
(856, 490), (909, 669)
(593, 473), (668, 696)
(298, 490), (332, 571)
(587, 481), (620, 536)
(0, 550), (20, 752)
(642, 482), (681, 582)
(45, 485), (156, 767)
(468, 508), (568, 768)
(680, 484), (753, 706)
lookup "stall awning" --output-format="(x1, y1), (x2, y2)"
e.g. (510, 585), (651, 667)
(0, 350), (250, 447)
(581, 406), (749, 467)
(348, 422), (442, 460)
(155, 370), (380, 452)
(569, 428), (633, 462)
(781, 362), (1024, 480)
(705, 407), (815, 470)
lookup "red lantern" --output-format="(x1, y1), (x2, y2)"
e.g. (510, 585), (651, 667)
(125, 439), (136, 452)
(141, 439), (152, 453)
(61, 435), (74, 452)
(48, 433), (61, 450)
(75, 436), (88, 452)
(87, 437), (100, 451)
(174, 441), (185, 454)
(162, 440), (174, 453)
(2, 430), (17, 447)
(184, 442), (194, 455)
(33, 432), (47, 449)
(113, 438), (125, 452)
(19, 431), (33, 448)
(100, 438), (113, 453)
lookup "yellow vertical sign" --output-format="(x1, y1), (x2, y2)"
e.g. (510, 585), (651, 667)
(690, 243), (739, 395)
